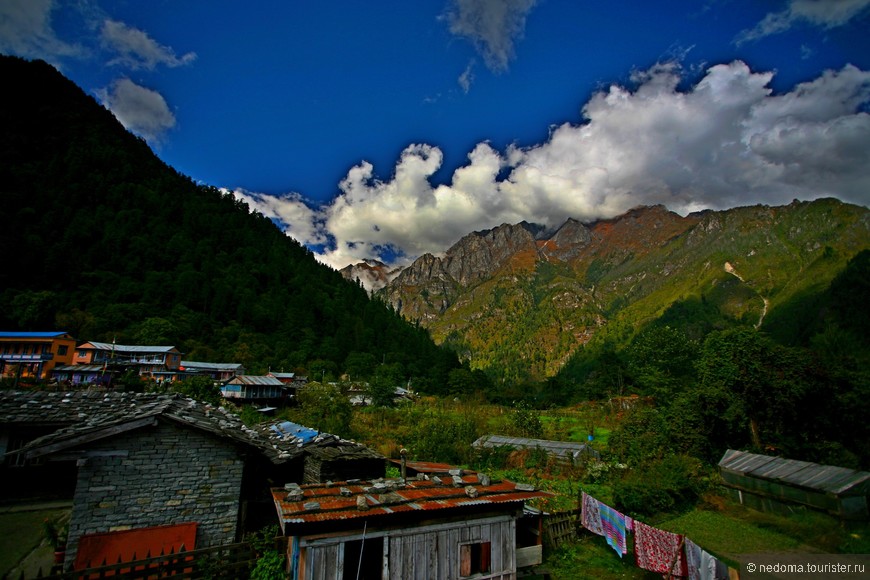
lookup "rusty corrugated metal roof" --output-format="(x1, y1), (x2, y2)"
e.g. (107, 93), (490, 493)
(272, 474), (550, 525)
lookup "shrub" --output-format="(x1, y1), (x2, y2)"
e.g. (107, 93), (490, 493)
(613, 454), (707, 517)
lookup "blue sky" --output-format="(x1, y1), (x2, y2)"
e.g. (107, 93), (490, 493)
(2, 0), (870, 270)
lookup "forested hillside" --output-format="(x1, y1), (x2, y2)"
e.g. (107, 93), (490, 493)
(379, 201), (870, 390)
(0, 55), (461, 390)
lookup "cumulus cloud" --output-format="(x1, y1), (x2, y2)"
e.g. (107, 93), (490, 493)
(736, 0), (870, 44)
(0, 0), (82, 60)
(95, 78), (176, 142)
(101, 19), (196, 70)
(444, 0), (538, 73)
(237, 60), (870, 271)
(227, 188), (327, 248)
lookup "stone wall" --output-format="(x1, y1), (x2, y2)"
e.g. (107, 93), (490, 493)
(65, 420), (245, 567)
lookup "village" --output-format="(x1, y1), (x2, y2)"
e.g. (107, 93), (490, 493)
(2, 332), (869, 579)
(0, 331), (561, 579)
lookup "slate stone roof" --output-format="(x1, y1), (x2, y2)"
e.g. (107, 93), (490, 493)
(0, 390), (127, 426)
(3, 391), (380, 466)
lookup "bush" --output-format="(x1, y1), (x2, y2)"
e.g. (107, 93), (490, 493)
(613, 454), (707, 517)
(407, 407), (478, 465)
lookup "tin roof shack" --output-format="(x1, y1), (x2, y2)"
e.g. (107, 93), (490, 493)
(473, 435), (599, 466)
(19, 394), (384, 569)
(272, 471), (550, 580)
(719, 449), (870, 520)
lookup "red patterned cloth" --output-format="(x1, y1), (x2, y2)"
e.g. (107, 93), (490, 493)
(633, 520), (687, 577)
(581, 491), (605, 536)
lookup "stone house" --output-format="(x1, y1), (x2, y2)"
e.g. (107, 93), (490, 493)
(18, 392), (384, 569)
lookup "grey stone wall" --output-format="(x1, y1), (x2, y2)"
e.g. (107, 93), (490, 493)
(65, 420), (245, 567)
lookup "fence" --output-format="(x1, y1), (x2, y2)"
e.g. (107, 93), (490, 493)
(23, 542), (256, 580)
(542, 509), (580, 549)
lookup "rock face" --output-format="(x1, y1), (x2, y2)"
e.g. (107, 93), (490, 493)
(339, 259), (402, 292)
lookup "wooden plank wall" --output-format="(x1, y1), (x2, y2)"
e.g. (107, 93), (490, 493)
(300, 516), (518, 580)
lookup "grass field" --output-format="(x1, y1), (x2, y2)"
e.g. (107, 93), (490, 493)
(0, 508), (67, 578)
(542, 496), (870, 579)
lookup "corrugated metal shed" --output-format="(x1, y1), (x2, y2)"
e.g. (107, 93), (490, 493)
(473, 434), (598, 462)
(720, 449), (870, 496)
(719, 449), (870, 519)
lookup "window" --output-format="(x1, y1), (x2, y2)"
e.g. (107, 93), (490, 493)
(57, 345), (68, 356)
(342, 537), (383, 580)
(460, 542), (491, 577)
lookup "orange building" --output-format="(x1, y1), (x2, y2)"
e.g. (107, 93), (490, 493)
(0, 332), (77, 382)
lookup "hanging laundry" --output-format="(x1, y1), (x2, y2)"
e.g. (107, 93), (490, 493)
(581, 491), (605, 536)
(634, 520), (687, 577)
(686, 538), (702, 580)
(599, 502), (628, 557)
(700, 549), (729, 580)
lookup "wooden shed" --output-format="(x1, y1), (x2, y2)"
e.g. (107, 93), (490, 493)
(271, 472), (550, 579)
(718, 449), (870, 520)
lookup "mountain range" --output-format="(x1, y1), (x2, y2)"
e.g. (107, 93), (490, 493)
(342, 201), (870, 383)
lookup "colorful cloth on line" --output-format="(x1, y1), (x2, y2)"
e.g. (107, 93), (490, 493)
(686, 537), (729, 580)
(581, 491), (604, 537)
(700, 549), (729, 580)
(598, 502), (628, 557)
(633, 520), (687, 577)
(686, 538), (702, 579)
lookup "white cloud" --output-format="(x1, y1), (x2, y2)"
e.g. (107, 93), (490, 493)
(101, 19), (196, 70)
(227, 188), (327, 248)
(736, 0), (870, 44)
(458, 60), (475, 93)
(0, 0), (82, 60)
(95, 78), (176, 142)
(236, 61), (870, 271)
(444, 0), (538, 73)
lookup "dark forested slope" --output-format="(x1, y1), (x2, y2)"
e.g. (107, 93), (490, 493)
(0, 55), (459, 388)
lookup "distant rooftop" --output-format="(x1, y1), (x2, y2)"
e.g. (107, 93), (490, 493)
(473, 435), (597, 460)
(0, 332), (73, 338)
(181, 361), (243, 370)
(82, 341), (178, 353)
